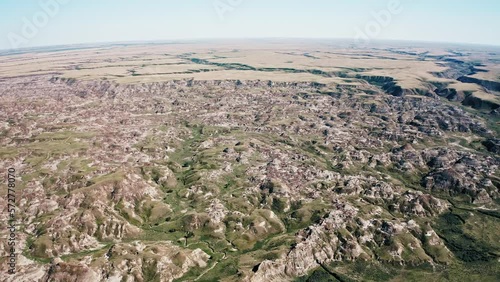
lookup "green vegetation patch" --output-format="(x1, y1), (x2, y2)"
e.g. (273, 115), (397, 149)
(433, 208), (499, 263)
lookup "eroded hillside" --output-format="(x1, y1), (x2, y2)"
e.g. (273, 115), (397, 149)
(0, 44), (499, 282)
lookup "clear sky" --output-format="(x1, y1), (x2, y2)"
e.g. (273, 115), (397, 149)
(0, 0), (499, 50)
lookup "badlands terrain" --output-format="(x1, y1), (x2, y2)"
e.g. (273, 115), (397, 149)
(0, 40), (499, 281)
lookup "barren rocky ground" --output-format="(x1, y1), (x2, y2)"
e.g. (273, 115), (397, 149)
(0, 43), (499, 281)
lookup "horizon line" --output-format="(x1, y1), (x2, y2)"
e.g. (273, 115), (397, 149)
(2, 37), (500, 54)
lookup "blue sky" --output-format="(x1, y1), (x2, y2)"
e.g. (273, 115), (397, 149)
(0, 0), (499, 49)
